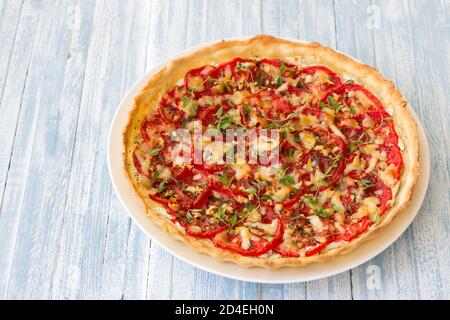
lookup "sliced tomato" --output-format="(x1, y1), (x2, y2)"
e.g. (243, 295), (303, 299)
(299, 66), (342, 98)
(183, 64), (215, 93)
(273, 244), (300, 257)
(274, 237), (329, 258)
(382, 144), (403, 177)
(133, 150), (145, 176)
(148, 193), (171, 206)
(214, 230), (273, 256)
(197, 104), (222, 126)
(281, 191), (303, 208)
(158, 100), (185, 124)
(305, 241), (329, 257)
(337, 217), (371, 242)
(294, 129), (345, 194)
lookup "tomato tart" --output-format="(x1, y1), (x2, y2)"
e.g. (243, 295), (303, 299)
(123, 35), (419, 268)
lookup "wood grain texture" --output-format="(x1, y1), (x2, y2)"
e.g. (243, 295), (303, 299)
(0, 0), (448, 300)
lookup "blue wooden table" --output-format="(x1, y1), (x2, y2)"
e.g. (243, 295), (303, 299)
(0, 0), (449, 299)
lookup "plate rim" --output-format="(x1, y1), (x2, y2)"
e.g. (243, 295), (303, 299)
(107, 37), (430, 284)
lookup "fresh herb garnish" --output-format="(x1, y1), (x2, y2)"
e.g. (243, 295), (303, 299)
(280, 175), (295, 186)
(304, 195), (318, 206)
(320, 96), (344, 111)
(358, 178), (375, 190)
(279, 60), (295, 74)
(243, 104), (250, 117)
(216, 106), (223, 118)
(149, 147), (162, 156)
(332, 204), (341, 212)
(313, 207), (330, 217)
(347, 143), (357, 152)
(184, 211), (193, 223)
(286, 148), (294, 157)
(244, 187), (257, 194)
(230, 214), (238, 226)
(157, 177), (169, 192)
(274, 76), (283, 87)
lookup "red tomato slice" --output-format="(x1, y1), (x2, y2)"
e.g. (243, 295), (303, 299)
(213, 230), (272, 256)
(274, 238), (329, 257)
(158, 101), (185, 124)
(337, 217), (371, 242)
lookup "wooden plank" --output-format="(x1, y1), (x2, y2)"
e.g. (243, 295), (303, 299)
(398, 0), (450, 299)
(338, 0), (423, 299)
(0, 0), (44, 298)
(0, 0), (23, 104)
(144, 0), (197, 300)
(99, 0), (152, 300)
(0, 0), (39, 217)
(349, 0), (450, 299)
(297, 0), (337, 47)
(49, 0), (151, 299)
(0, 0), (99, 299)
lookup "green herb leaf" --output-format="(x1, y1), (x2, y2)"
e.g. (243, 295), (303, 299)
(181, 96), (190, 106)
(280, 175), (295, 186)
(184, 211), (193, 223)
(296, 79), (304, 88)
(150, 147), (162, 156)
(347, 143), (357, 152)
(371, 213), (381, 223)
(230, 214), (238, 226)
(243, 104), (250, 117)
(157, 177), (168, 192)
(217, 173), (228, 186)
(244, 187), (257, 194)
(286, 110), (299, 120)
(216, 106), (223, 118)
(358, 178), (375, 190)
(304, 195), (318, 206)
(313, 207), (330, 217)
(350, 106), (356, 115)
(274, 76), (283, 87)
(287, 148), (294, 157)
(279, 60), (295, 74)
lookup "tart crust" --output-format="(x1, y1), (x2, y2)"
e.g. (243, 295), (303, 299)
(123, 35), (419, 269)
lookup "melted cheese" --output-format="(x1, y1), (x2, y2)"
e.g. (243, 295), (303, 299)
(344, 155), (363, 175)
(231, 163), (251, 180)
(308, 215), (325, 233)
(272, 185), (292, 202)
(331, 192), (345, 212)
(246, 219), (279, 236)
(299, 131), (316, 150)
(354, 196), (379, 220)
(299, 114), (321, 127)
(378, 164), (398, 188)
(187, 76), (205, 92)
(227, 108), (242, 125)
(239, 227), (251, 250)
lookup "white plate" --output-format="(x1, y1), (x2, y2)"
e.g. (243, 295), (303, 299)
(107, 39), (430, 283)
